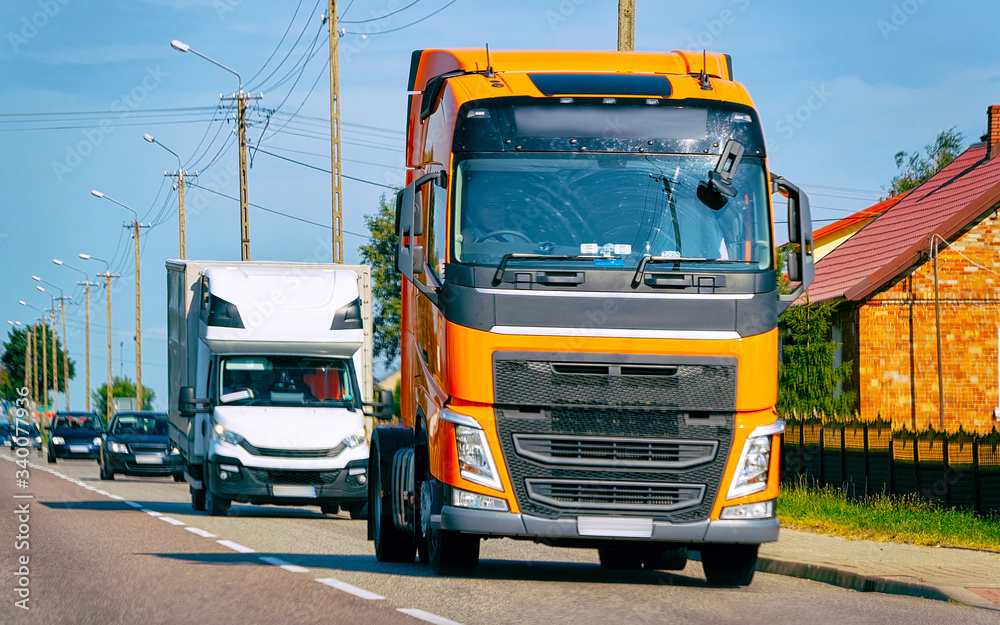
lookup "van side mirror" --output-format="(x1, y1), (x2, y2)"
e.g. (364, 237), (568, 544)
(178, 386), (208, 417)
(364, 389), (395, 421)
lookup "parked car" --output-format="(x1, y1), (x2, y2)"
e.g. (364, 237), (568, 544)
(99, 411), (183, 481)
(0, 423), (12, 446)
(47, 411), (103, 463)
(10, 422), (43, 453)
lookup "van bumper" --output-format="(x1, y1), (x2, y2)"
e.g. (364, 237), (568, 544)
(207, 456), (368, 504)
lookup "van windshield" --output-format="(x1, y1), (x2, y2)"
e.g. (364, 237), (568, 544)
(219, 356), (355, 408)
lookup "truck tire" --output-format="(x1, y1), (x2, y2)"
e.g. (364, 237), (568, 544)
(643, 546), (688, 571)
(598, 547), (643, 570)
(700, 544), (758, 586)
(369, 427), (415, 563)
(321, 503), (340, 515)
(427, 526), (480, 577)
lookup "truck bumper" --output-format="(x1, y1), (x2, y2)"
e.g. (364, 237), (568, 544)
(436, 506), (779, 544)
(207, 456), (367, 505)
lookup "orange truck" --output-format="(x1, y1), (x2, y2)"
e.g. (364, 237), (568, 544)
(367, 48), (814, 585)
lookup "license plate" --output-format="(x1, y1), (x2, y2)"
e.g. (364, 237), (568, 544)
(272, 485), (316, 498)
(577, 516), (654, 538)
(69, 445), (90, 454)
(134, 455), (163, 465)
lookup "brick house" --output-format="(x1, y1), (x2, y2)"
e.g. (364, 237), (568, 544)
(806, 105), (1000, 433)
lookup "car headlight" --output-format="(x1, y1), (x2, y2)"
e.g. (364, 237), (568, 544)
(213, 423), (245, 446)
(93, 437), (102, 446)
(727, 421), (784, 499)
(34, 436), (42, 443)
(440, 409), (503, 491)
(108, 441), (130, 454)
(342, 428), (366, 449)
(169, 446), (181, 455)
(51, 436), (65, 445)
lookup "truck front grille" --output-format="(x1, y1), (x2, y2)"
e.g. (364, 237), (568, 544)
(513, 434), (717, 469)
(525, 479), (704, 512)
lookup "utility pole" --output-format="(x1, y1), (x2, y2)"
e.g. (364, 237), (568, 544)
(77, 280), (94, 411)
(56, 295), (71, 410)
(144, 134), (192, 259)
(102, 272), (118, 418)
(50, 307), (57, 413)
(125, 220), (150, 407)
(25, 325), (34, 406)
(618, 0), (635, 52)
(326, 1), (344, 263)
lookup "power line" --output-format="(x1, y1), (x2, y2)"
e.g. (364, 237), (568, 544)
(249, 0), (325, 92)
(254, 148), (399, 189)
(245, 0), (308, 88)
(342, 0), (459, 35)
(340, 0), (423, 24)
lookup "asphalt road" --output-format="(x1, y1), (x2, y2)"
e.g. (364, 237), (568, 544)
(2, 450), (996, 625)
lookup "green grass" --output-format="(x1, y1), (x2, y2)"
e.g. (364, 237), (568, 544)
(777, 480), (1000, 551)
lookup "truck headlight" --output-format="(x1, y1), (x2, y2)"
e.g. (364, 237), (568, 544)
(452, 486), (509, 511)
(342, 428), (366, 449)
(727, 421), (784, 499)
(213, 423), (245, 446)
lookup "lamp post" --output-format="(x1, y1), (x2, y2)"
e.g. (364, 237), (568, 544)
(171, 39), (257, 261)
(54, 259), (94, 412)
(33, 278), (71, 410)
(92, 188), (147, 408)
(19, 301), (48, 415)
(143, 133), (190, 259)
(80, 254), (118, 421)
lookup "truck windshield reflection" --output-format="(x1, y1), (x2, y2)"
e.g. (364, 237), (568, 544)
(220, 356), (355, 408)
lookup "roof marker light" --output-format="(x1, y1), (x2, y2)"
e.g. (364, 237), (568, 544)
(603, 98), (616, 105)
(645, 99), (659, 105)
(467, 108), (490, 119)
(732, 112), (753, 123)
(559, 97), (574, 104)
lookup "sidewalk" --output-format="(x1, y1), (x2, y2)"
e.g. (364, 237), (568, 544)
(757, 528), (1000, 611)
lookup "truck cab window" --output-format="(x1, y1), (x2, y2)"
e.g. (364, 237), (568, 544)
(422, 177), (448, 285)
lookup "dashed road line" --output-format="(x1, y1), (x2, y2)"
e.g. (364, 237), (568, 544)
(185, 527), (216, 538)
(259, 556), (309, 573)
(218, 540), (255, 554)
(397, 608), (466, 625)
(159, 516), (185, 526)
(316, 578), (385, 600)
(141, 508), (163, 517)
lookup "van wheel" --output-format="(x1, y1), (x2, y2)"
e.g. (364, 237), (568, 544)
(205, 469), (230, 517)
(191, 486), (206, 512)
(348, 501), (368, 520)
(701, 544), (758, 586)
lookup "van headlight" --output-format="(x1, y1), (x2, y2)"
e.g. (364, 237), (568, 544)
(440, 409), (503, 491)
(343, 428), (366, 449)
(727, 420), (784, 500)
(213, 423), (245, 446)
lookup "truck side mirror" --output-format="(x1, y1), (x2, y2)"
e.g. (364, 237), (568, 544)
(771, 174), (815, 312)
(365, 389), (395, 421)
(178, 386), (199, 417)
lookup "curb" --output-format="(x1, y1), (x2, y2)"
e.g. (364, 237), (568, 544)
(755, 556), (1000, 612)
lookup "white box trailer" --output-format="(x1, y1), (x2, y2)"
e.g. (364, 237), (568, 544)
(166, 260), (378, 517)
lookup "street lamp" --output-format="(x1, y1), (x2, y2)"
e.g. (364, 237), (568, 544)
(54, 258), (95, 412)
(34, 283), (66, 411)
(144, 133), (190, 259)
(20, 300), (52, 416)
(171, 38), (255, 261)
(91, 190), (146, 408)
(80, 253), (118, 420)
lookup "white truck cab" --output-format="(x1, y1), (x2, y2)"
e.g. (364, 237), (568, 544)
(167, 261), (384, 518)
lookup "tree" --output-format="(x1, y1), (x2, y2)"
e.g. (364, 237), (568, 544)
(1, 324), (75, 402)
(887, 127), (964, 197)
(778, 300), (855, 417)
(359, 191), (402, 367)
(92, 376), (155, 423)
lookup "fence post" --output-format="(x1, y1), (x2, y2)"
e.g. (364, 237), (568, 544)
(973, 435), (981, 514)
(942, 433), (951, 508)
(863, 422), (870, 497)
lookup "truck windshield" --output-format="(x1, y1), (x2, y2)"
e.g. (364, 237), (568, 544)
(219, 356), (355, 408)
(452, 153), (772, 271)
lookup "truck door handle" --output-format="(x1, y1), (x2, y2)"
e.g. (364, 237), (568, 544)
(536, 272), (585, 285)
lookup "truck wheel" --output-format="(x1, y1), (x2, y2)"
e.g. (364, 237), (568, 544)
(598, 547), (643, 570)
(427, 526), (480, 576)
(643, 546), (688, 571)
(173, 472), (185, 483)
(348, 500), (368, 520)
(321, 503), (340, 515)
(700, 544), (758, 586)
(205, 469), (231, 517)
(369, 428), (415, 563)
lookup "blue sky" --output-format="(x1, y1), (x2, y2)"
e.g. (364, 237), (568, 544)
(2, 0), (999, 411)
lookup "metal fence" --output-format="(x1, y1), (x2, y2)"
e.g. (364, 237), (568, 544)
(780, 418), (1000, 515)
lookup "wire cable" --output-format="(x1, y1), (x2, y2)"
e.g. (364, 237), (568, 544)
(341, 0), (459, 35)
(245, 0), (307, 88)
(339, 0), (423, 23)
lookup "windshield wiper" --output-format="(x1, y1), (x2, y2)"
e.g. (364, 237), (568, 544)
(493, 253), (601, 284)
(631, 254), (753, 287)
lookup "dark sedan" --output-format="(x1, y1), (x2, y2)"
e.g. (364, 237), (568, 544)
(47, 412), (103, 462)
(9, 422), (43, 453)
(99, 411), (183, 481)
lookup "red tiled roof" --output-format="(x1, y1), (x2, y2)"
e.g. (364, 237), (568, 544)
(807, 143), (1000, 303)
(812, 194), (904, 241)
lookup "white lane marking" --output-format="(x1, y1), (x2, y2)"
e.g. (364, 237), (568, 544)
(141, 509), (163, 517)
(124, 501), (142, 508)
(316, 578), (385, 600)
(159, 516), (185, 526)
(259, 556), (308, 573)
(185, 527), (216, 538)
(107, 494), (124, 501)
(218, 540), (255, 553)
(397, 608), (465, 625)
(95, 489), (110, 496)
